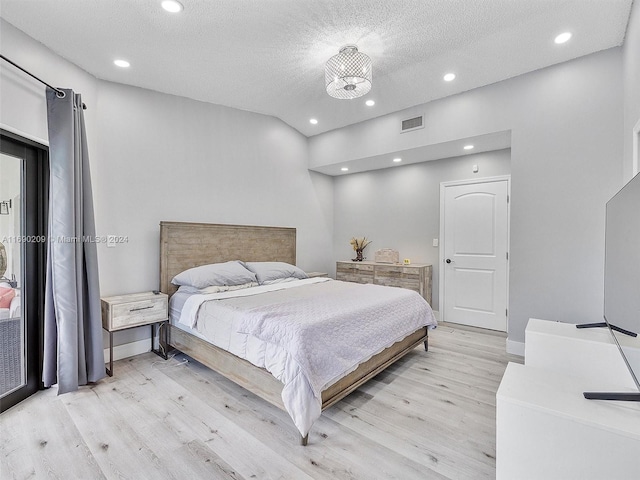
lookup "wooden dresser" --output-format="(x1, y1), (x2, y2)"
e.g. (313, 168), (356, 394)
(336, 261), (432, 305)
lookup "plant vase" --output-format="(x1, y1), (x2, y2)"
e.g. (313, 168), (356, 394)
(353, 248), (364, 262)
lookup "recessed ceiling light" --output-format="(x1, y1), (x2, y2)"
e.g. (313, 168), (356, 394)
(161, 0), (183, 13)
(365, 99), (375, 106)
(114, 59), (130, 68)
(341, 167), (349, 172)
(393, 158), (402, 163)
(554, 32), (572, 44)
(443, 73), (456, 82)
(309, 118), (318, 125)
(463, 145), (474, 150)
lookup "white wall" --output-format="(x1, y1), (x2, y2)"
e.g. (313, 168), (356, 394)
(94, 80), (334, 298)
(333, 149), (511, 311)
(1, 20), (334, 350)
(1, 18), (100, 289)
(312, 48), (624, 345)
(0, 19), (98, 149)
(623, 0), (640, 180)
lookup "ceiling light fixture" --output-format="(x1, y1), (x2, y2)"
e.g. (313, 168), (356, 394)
(341, 167), (349, 172)
(464, 145), (474, 150)
(443, 73), (456, 82)
(393, 158), (402, 163)
(309, 118), (318, 125)
(366, 99), (375, 106)
(554, 32), (572, 44)
(325, 45), (372, 100)
(114, 59), (130, 68)
(161, 0), (183, 13)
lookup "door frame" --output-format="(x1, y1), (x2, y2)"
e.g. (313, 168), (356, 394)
(438, 175), (511, 331)
(0, 130), (48, 413)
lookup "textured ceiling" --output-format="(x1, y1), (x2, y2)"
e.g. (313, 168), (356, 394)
(0, 0), (633, 137)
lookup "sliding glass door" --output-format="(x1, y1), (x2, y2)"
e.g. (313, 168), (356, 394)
(0, 132), (47, 412)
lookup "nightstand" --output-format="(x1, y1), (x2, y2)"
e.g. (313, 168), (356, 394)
(306, 271), (328, 278)
(101, 291), (169, 376)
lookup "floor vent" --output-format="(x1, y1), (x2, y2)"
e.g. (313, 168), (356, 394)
(401, 115), (424, 133)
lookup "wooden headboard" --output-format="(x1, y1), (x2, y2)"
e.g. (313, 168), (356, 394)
(159, 221), (297, 297)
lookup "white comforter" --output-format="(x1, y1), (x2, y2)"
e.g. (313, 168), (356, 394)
(178, 278), (437, 436)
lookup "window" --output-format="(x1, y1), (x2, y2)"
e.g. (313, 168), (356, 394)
(0, 131), (48, 412)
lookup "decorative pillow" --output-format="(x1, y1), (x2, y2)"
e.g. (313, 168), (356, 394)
(243, 262), (308, 285)
(0, 287), (15, 309)
(171, 261), (256, 289)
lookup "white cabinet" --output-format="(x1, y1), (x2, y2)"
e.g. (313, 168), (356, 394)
(496, 319), (640, 480)
(497, 363), (640, 480)
(525, 318), (638, 388)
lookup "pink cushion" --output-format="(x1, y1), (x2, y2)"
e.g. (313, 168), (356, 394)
(0, 287), (15, 309)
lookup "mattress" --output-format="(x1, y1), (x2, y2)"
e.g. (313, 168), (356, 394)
(169, 278), (436, 436)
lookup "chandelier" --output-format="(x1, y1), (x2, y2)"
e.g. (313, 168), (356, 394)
(325, 45), (372, 99)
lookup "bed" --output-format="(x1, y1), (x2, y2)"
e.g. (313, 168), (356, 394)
(159, 221), (436, 445)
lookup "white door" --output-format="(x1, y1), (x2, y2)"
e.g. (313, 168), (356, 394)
(441, 178), (509, 331)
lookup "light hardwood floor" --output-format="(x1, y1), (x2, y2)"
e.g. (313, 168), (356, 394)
(0, 323), (522, 480)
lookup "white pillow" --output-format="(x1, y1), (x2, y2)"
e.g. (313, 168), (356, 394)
(171, 261), (256, 289)
(243, 261), (308, 285)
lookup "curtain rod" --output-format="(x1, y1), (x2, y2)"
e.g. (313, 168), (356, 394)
(0, 53), (87, 110)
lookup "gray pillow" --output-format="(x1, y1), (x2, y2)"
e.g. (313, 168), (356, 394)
(244, 261), (308, 285)
(171, 261), (256, 289)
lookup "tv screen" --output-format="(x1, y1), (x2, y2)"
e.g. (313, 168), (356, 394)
(604, 172), (640, 392)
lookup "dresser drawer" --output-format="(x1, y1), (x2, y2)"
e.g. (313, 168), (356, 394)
(374, 276), (421, 291)
(101, 292), (168, 331)
(374, 264), (421, 278)
(336, 262), (374, 283)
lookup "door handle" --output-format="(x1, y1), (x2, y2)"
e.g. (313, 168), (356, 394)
(445, 259), (453, 264)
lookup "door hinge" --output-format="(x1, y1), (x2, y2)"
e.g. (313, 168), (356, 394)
(506, 308), (508, 317)
(507, 194), (510, 203)
(506, 252), (509, 260)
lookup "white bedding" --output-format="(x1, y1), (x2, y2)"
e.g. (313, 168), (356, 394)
(172, 278), (437, 436)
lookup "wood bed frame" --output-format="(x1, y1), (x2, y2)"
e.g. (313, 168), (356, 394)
(159, 221), (428, 445)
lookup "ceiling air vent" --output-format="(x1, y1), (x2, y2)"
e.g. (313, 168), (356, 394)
(400, 115), (424, 133)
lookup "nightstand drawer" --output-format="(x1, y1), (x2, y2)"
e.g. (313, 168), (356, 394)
(101, 292), (168, 331)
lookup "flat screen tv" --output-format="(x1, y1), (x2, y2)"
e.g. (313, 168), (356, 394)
(579, 172), (640, 401)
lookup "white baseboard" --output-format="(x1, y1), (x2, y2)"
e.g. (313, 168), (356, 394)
(506, 338), (525, 357)
(103, 339), (151, 363)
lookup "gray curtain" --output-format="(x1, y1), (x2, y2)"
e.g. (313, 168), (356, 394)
(42, 88), (104, 393)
